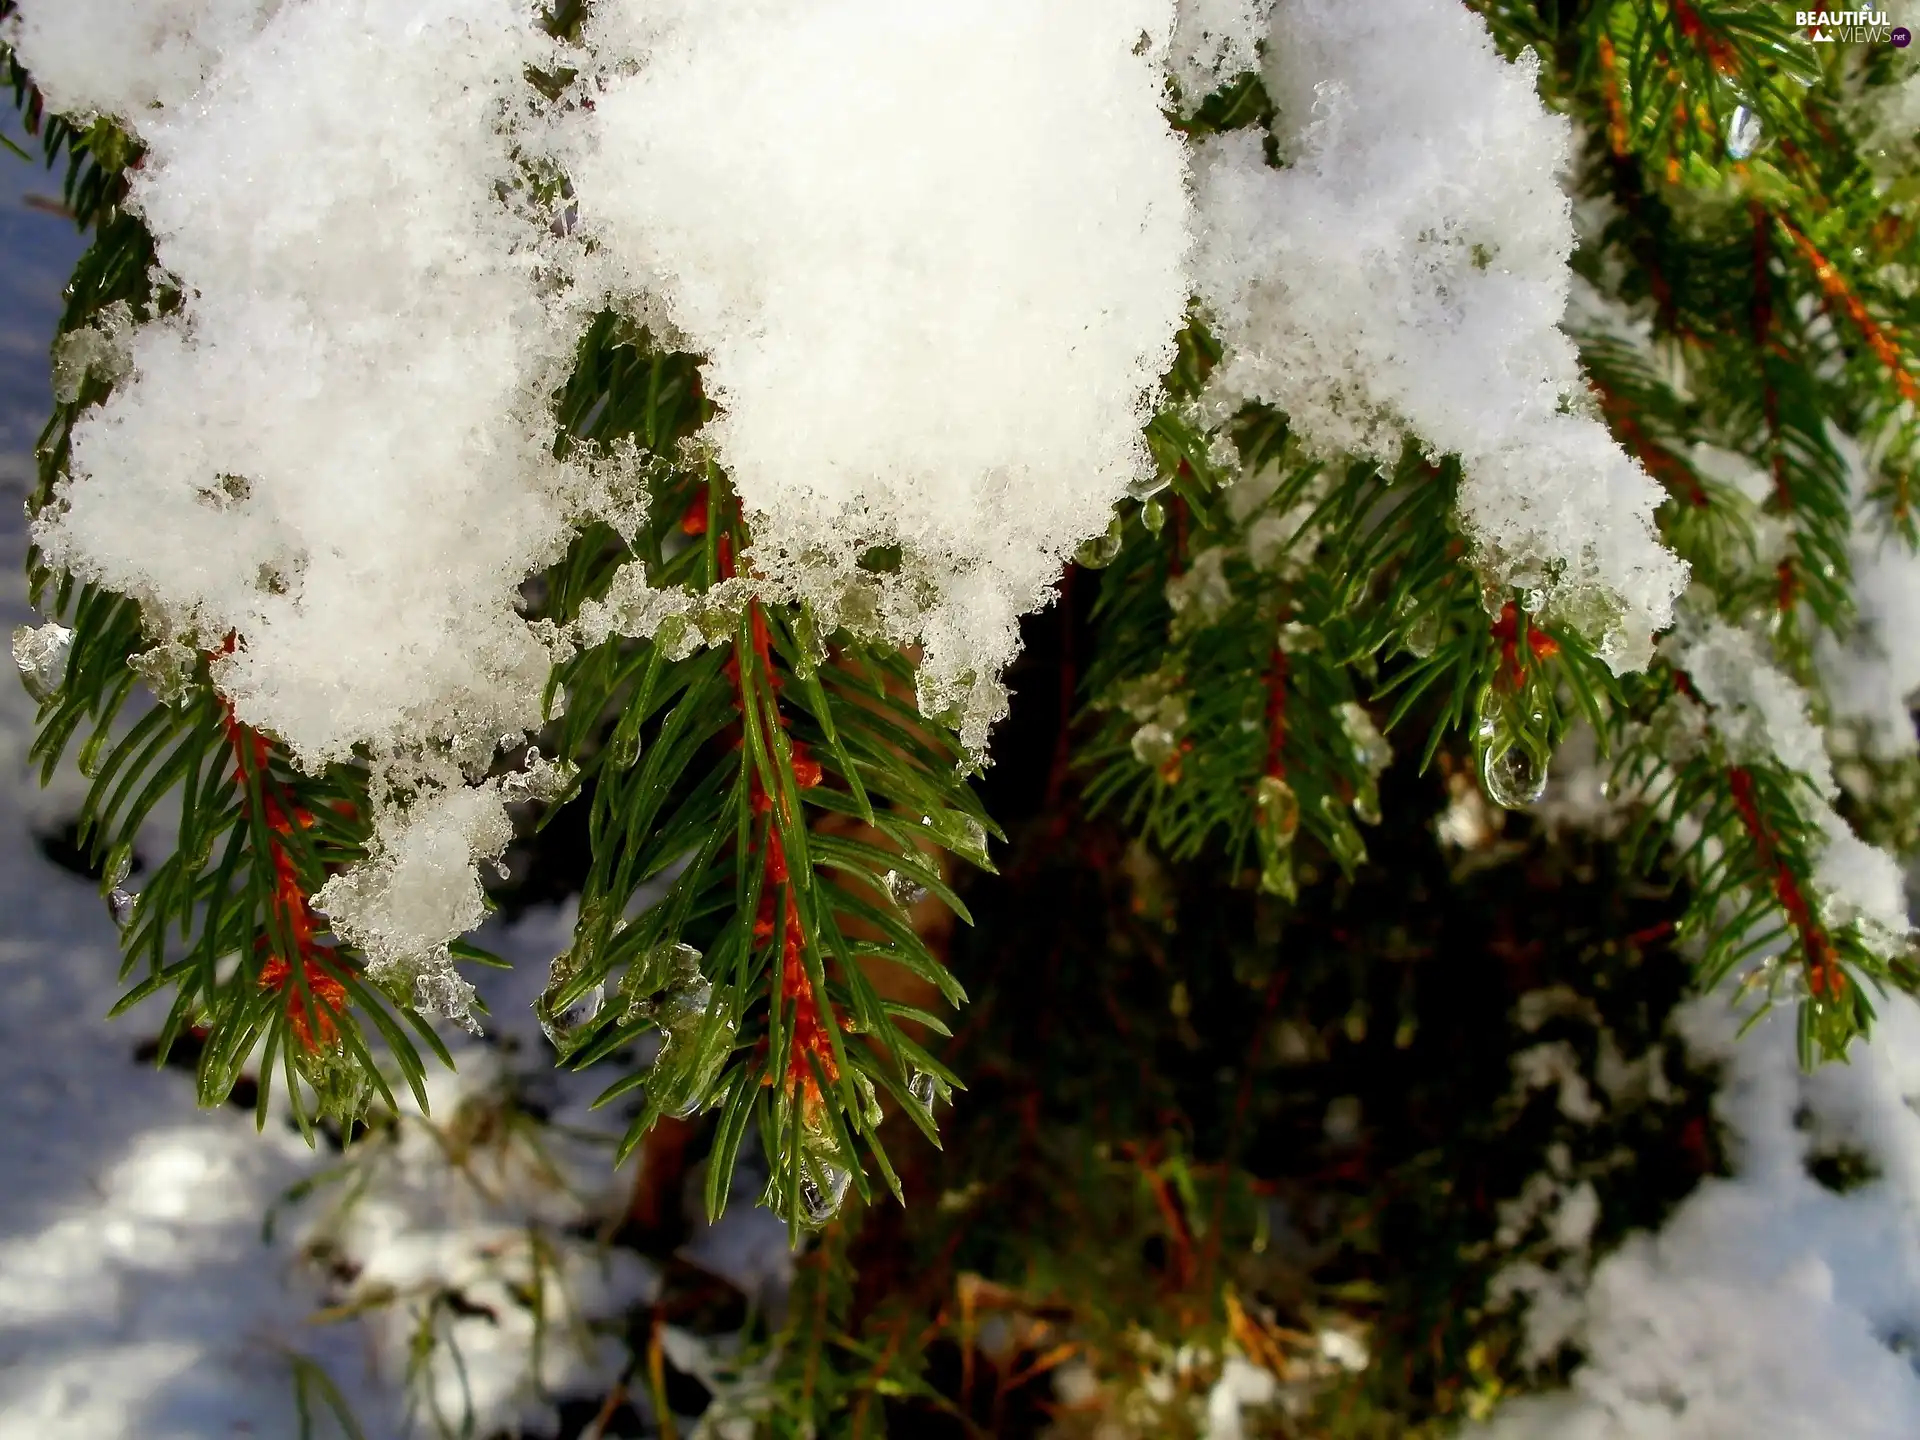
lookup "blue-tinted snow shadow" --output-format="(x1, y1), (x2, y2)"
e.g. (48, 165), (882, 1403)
(0, 113), (74, 471)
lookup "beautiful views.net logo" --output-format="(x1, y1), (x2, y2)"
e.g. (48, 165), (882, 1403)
(1794, 8), (1910, 43)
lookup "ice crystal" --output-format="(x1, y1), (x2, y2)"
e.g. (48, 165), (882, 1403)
(11, 621), (72, 703)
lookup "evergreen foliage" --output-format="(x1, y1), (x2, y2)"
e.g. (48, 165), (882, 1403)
(7, 0), (1920, 1432)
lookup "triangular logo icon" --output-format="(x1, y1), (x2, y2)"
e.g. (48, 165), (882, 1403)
(1812, 27), (1834, 39)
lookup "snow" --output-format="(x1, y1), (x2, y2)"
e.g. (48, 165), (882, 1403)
(1669, 614), (1838, 797)
(1188, 0), (1686, 675)
(8, 0), (1707, 1002)
(4, 6), (1920, 1433)
(566, 0), (1194, 758)
(0, 734), (654, 1440)
(1204, 1354), (1279, 1440)
(1857, 52), (1920, 159)
(310, 762), (566, 1028)
(8, 0), (630, 1022)
(1475, 990), (1920, 1440)
(1669, 611), (1913, 958)
(8, 0), (1198, 986)
(0, 0), (281, 120)
(0, 599), (653, 1440)
(1816, 429), (1920, 760)
(28, 0), (580, 774)
(1168, 0), (1277, 105)
(1823, 531), (1920, 757)
(0, 130), (367, 1436)
(0, 155), (673, 1421)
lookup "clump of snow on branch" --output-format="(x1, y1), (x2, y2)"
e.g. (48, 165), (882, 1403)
(1475, 989), (1920, 1440)
(564, 0), (1193, 755)
(10, 0), (624, 1022)
(1167, 0), (1276, 105)
(20, 0), (596, 771)
(312, 751), (572, 1026)
(1852, 50), (1920, 161)
(1816, 429), (1920, 759)
(1824, 536), (1920, 757)
(1669, 613), (1911, 958)
(2, 0), (281, 119)
(1669, 616), (1836, 793)
(1187, 0), (1686, 673)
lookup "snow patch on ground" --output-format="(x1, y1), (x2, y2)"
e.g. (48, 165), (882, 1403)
(1475, 991), (1920, 1439)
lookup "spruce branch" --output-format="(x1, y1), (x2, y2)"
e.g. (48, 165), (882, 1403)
(527, 322), (985, 1228)
(1611, 658), (1912, 1062)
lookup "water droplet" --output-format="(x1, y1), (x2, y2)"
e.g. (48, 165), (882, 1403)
(1403, 608), (1442, 659)
(1074, 514), (1125, 570)
(655, 976), (714, 1029)
(799, 1164), (852, 1226)
(1131, 722), (1178, 767)
(51, 302), (134, 405)
(535, 953), (604, 1048)
(129, 641), (196, 708)
(1253, 774), (1300, 848)
(665, 939), (706, 980)
(883, 869), (929, 909)
(104, 843), (134, 890)
(1339, 702), (1392, 774)
(416, 964), (484, 1036)
(621, 941), (729, 1116)
(620, 940), (707, 1021)
(1141, 497), (1167, 536)
(650, 1010), (736, 1119)
(909, 1069), (939, 1114)
(1481, 741), (1549, 809)
(108, 888), (138, 929)
(1727, 105), (1764, 161)
(499, 747), (575, 805)
(1113, 671), (1175, 722)
(854, 1071), (884, 1127)
(1258, 846), (1296, 901)
(186, 828), (215, 871)
(1253, 775), (1301, 899)
(920, 809), (990, 866)
(1317, 794), (1368, 869)
(837, 576), (883, 633)
(1323, 1094), (1363, 1145)
(652, 612), (703, 663)
(542, 982), (603, 1045)
(606, 724), (642, 769)
(1474, 685), (1553, 811)
(1353, 780), (1382, 827)
(12, 621), (72, 703)
(1126, 472), (1171, 503)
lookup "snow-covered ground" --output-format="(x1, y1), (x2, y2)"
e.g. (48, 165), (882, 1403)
(1473, 990), (1920, 1439)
